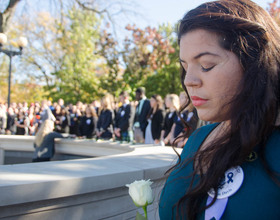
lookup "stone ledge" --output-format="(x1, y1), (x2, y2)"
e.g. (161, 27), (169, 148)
(0, 135), (181, 219)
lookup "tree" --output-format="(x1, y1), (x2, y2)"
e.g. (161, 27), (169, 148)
(121, 24), (176, 97)
(0, 0), (21, 33)
(9, 11), (64, 89)
(142, 23), (181, 98)
(96, 27), (126, 97)
(49, 6), (102, 103)
(268, 0), (280, 25)
(6, 0), (140, 103)
(1, 0), (182, 103)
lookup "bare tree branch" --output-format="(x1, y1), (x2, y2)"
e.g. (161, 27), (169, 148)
(74, 0), (141, 38)
(0, 0), (21, 33)
(75, 0), (107, 14)
(29, 60), (51, 88)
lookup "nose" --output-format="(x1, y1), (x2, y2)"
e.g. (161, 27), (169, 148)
(184, 67), (202, 88)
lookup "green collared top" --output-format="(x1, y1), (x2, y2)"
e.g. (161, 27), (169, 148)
(159, 123), (280, 220)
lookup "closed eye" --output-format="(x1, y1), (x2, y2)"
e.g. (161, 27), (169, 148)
(201, 65), (215, 72)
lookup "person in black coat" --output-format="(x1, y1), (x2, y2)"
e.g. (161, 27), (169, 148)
(114, 91), (132, 142)
(55, 107), (70, 134)
(69, 105), (81, 136)
(133, 87), (151, 143)
(145, 94), (165, 145)
(170, 92), (199, 148)
(15, 110), (29, 135)
(78, 105), (97, 139)
(6, 107), (16, 134)
(160, 94), (180, 146)
(96, 94), (114, 140)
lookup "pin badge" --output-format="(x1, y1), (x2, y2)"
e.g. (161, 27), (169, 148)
(208, 166), (244, 199)
(246, 151), (258, 162)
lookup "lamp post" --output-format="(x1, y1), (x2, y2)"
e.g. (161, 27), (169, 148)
(0, 33), (28, 107)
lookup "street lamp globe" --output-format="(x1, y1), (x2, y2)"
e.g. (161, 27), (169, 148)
(17, 37), (28, 48)
(0, 33), (7, 46)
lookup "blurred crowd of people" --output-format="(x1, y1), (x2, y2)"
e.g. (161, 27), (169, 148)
(0, 87), (205, 147)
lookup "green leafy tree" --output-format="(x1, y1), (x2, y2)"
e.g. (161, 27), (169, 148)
(143, 23), (181, 98)
(49, 6), (102, 103)
(121, 23), (178, 98)
(97, 28), (125, 97)
(268, 0), (280, 25)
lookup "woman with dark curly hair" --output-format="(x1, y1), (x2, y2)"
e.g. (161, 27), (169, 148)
(159, 0), (280, 219)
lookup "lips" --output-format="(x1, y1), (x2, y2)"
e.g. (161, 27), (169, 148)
(191, 96), (208, 107)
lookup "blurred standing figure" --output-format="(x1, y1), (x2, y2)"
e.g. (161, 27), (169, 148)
(40, 100), (55, 123)
(171, 92), (198, 147)
(114, 91), (132, 142)
(55, 107), (70, 133)
(133, 87), (151, 143)
(22, 102), (28, 113)
(0, 103), (7, 134)
(6, 107), (16, 134)
(15, 110), (29, 135)
(69, 105), (81, 136)
(28, 106), (36, 135)
(58, 98), (65, 108)
(145, 95), (165, 145)
(91, 100), (100, 115)
(32, 120), (63, 162)
(78, 105), (97, 139)
(96, 94), (114, 140)
(160, 94), (180, 146)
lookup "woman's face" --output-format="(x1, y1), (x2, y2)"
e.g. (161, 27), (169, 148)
(150, 97), (157, 109)
(165, 97), (171, 108)
(86, 107), (91, 115)
(180, 29), (243, 122)
(179, 93), (188, 106)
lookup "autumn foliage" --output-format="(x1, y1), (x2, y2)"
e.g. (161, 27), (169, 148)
(268, 0), (280, 24)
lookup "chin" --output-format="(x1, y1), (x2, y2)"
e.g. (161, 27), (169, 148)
(197, 111), (220, 123)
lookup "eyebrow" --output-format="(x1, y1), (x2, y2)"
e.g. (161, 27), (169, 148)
(179, 52), (219, 63)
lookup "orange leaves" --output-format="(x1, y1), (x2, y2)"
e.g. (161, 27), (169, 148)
(268, 0), (280, 25)
(124, 24), (175, 71)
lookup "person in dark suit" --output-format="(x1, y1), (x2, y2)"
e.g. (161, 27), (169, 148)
(96, 94), (114, 140)
(114, 91), (132, 142)
(170, 92), (199, 148)
(78, 105), (97, 139)
(160, 94), (180, 146)
(145, 94), (165, 144)
(133, 87), (151, 143)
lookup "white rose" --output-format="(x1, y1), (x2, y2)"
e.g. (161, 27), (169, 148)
(126, 179), (153, 207)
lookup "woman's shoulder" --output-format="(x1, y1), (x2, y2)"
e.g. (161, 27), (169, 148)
(188, 123), (218, 142)
(100, 109), (110, 114)
(265, 128), (280, 172)
(105, 109), (113, 113)
(155, 108), (164, 115)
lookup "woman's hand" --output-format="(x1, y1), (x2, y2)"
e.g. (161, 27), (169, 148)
(154, 139), (160, 144)
(177, 138), (188, 148)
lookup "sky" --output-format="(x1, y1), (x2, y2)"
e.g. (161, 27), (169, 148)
(134, 0), (269, 28)
(7, 0), (271, 81)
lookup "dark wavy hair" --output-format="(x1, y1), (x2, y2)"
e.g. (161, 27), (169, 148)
(173, 0), (280, 219)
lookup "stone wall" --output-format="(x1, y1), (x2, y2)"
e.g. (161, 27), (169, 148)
(0, 136), (181, 220)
